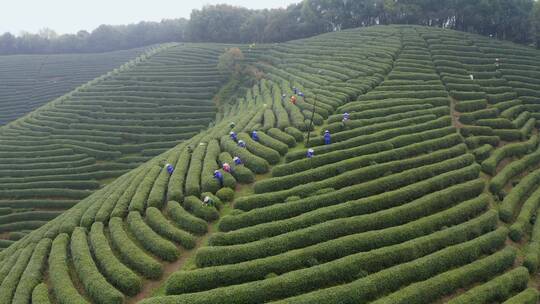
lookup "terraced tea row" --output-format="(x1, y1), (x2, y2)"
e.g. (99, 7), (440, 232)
(0, 43), (227, 238)
(0, 47), (148, 125)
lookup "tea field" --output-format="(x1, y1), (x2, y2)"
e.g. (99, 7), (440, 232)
(1, 25), (540, 303)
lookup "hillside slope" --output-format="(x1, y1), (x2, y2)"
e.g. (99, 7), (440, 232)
(1, 25), (540, 303)
(0, 43), (228, 239)
(0, 47), (148, 125)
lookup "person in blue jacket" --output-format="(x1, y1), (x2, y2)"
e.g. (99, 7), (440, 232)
(324, 130), (331, 145)
(307, 148), (314, 158)
(251, 130), (259, 142)
(238, 140), (246, 148)
(165, 163), (174, 175)
(214, 170), (224, 187)
(230, 131), (238, 142)
(233, 156), (242, 165)
(342, 112), (350, 122)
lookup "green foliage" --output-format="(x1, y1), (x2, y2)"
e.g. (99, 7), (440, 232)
(503, 288), (539, 304)
(167, 201), (208, 235)
(108, 217), (163, 279)
(12, 239), (51, 304)
(89, 222), (142, 296)
(481, 135), (538, 176)
(127, 211), (179, 262)
(31, 283), (51, 304)
(49, 234), (88, 304)
(71, 227), (123, 304)
(446, 267), (528, 304)
(183, 196), (220, 222)
(216, 187), (235, 202)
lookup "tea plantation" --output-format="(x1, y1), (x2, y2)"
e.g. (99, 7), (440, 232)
(0, 43), (228, 240)
(0, 47), (148, 125)
(1, 25), (540, 303)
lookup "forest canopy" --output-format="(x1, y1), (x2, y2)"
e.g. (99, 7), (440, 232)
(1, 0), (539, 54)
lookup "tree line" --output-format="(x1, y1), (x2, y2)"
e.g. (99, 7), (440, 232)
(1, 0), (539, 55)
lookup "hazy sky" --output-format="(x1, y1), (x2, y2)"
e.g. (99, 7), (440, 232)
(0, 0), (299, 35)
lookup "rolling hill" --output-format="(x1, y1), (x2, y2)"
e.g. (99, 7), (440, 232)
(1, 24), (540, 303)
(0, 43), (230, 239)
(0, 47), (149, 125)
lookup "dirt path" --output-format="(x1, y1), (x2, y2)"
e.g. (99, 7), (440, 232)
(127, 224), (214, 303)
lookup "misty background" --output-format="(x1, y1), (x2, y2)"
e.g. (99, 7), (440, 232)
(0, 0), (539, 55)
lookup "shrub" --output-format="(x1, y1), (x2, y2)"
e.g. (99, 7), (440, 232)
(240, 144), (466, 210)
(146, 207), (196, 249)
(462, 136), (499, 149)
(31, 283), (50, 304)
(183, 196), (219, 222)
(309, 115), (435, 147)
(218, 152), (254, 184)
(257, 132), (288, 155)
(509, 185), (540, 241)
(285, 127), (304, 142)
(459, 109), (498, 124)
(473, 144), (493, 162)
(0, 244), (33, 303)
(167, 150), (191, 202)
(268, 128), (296, 147)
(481, 135), (538, 175)
(476, 118), (514, 129)
(167, 206), (496, 295)
(216, 187), (235, 202)
(455, 99), (487, 112)
(129, 165), (161, 212)
(238, 133), (281, 164)
(201, 140), (221, 193)
(127, 211), (179, 262)
(220, 135), (269, 174)
(11, 238), (51, 304)
(446, 266), (528, 304)
(500, 170), (540, 223)
(153, 227), (506, 304)
(501, 104), (525, 119)
(512, 111), (530, 128)
(460, 125), (494, 137)
(215, 177), (484, 246)
(49, 234), (88, 304)
(89, 222), (142, 296)
(167, 200), (208, 235)
(255, 132), (462, 196)
(185, 143), (206, 197)
(280, 122), (454, 174)
(108, 217), (163, 279)
(377, 250), (519, 304)
(490, 147), (540, 194)
(71, 227), (123, 304)
(493, 129), (523, 141)
(111, 169), (147, 218)
(502, 288), (539, 304)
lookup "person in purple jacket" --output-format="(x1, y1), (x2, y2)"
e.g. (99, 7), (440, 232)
(214, 170), (224, 187)
(230, 131), (238, 142)
(306, 148), (315, 158)
(165, 163), (174, 175)
(324, 130), (331, 145)
(251, 130), (259, 142)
